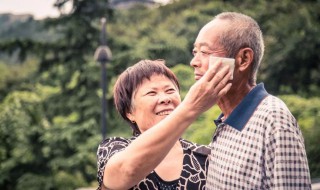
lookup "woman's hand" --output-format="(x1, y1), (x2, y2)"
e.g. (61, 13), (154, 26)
(183, 61), (232, 116)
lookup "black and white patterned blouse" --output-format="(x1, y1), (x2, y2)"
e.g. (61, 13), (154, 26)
(96, 136), (210, 190)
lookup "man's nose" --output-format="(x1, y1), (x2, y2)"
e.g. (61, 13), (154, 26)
(190, 56), (201, 68)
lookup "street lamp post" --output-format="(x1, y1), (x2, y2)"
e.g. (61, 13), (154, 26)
(94, 18), (112, 140)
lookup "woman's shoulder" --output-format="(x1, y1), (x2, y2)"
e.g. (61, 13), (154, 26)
(100, 136), (134, 145)
(97, 136), (137, 162)
(180, 138), (211, 156)
(98, 136), (137, 149)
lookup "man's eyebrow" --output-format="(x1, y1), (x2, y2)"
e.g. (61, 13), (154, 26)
(193, 42), (210, 47)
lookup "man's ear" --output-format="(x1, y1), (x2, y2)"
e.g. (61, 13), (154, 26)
(236, 48), (254, 71)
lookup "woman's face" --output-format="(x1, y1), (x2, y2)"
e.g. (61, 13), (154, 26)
(126, 74), (181, 133)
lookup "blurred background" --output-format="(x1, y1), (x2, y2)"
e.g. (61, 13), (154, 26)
(0, 0), (319, 189)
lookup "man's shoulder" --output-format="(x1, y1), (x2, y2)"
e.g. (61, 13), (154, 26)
(258, 95), (299, 133)
(260, 95), (293, 115)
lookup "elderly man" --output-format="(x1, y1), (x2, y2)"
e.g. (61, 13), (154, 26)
(191, 12), (311, 189)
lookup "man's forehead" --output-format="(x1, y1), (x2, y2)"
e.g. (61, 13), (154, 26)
(194, 20), (229, 43)
(193, 42), (210, 48)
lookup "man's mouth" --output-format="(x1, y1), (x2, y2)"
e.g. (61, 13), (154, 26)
(194, 74), (203, 80)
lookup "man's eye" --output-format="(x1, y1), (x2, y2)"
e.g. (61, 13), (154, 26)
(201, 51), (210, 55)
(192, 50), (197, 56)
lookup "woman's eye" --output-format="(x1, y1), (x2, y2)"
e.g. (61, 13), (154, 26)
(192, 50), (197, 56)
(146, 91), (156, 96)
(166, 88), (176, 93)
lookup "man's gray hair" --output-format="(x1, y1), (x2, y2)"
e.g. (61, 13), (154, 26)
(214, 12), (264, 85)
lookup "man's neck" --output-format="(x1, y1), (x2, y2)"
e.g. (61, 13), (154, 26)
(218, 80), (255, 119)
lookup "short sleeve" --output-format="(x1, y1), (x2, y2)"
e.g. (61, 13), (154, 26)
(96, 137), (131, 189)
(264, 109), (311, 189)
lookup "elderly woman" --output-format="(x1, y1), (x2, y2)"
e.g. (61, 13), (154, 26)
(96, 59), (231, 190)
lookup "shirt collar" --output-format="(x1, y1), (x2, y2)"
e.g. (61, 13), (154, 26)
(214, 83), (269, 131)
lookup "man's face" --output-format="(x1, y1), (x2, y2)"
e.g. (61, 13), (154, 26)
(190, 20), (228, 80)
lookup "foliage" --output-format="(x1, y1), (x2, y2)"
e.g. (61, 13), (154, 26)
(171, 64), (194, 98)
(0, 0), (319, 189)
(0, 83), (100, 189)
(183, 105), (221, 145)
(0, 58), (38, 97)
(280, 95), (320, 178)
(0, 13), (59, 42)
(258, 0), (320, 96)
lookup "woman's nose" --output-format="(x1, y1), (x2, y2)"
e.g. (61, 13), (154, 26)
(159, 95), (171, 104)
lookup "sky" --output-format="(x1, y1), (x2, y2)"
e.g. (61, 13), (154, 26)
(0, 0), (62, 19)
(0, 0), (171, 20)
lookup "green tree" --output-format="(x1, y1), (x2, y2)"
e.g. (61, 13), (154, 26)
(256, 0), (320, 96)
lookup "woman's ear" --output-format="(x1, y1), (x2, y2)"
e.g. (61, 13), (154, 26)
(126, 112), (135, 123)
(236, 48), (254, 71)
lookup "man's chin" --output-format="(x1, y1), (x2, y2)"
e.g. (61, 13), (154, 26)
(195, 76), (202, 80)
